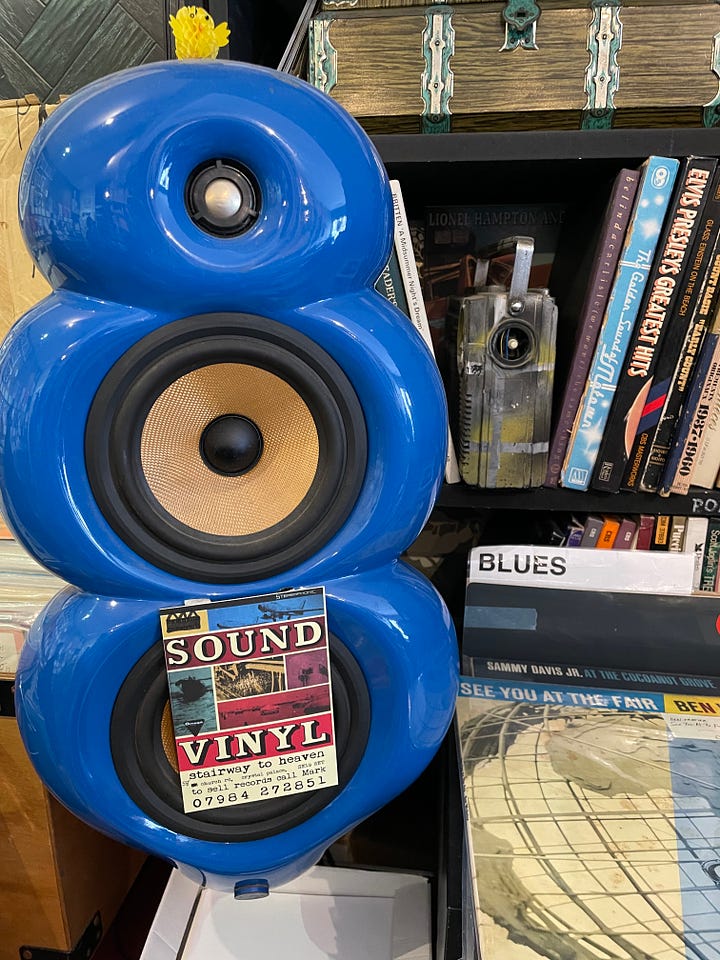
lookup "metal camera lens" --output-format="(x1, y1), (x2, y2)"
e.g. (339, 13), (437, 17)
(490, 320), (535, 368)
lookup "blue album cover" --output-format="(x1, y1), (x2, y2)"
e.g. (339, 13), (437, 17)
(562, 156), (680, 491)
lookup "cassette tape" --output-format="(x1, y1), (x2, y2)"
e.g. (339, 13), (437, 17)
(448, 236), (558, 488)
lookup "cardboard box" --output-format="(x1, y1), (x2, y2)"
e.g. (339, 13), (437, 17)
(0, 97), (57, 344)
(0, 705), (146, 959)
(0, 540), (145, 958)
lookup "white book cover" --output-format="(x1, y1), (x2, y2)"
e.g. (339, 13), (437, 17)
(389, 180), (461, 484)
(684, 516), (710, 591)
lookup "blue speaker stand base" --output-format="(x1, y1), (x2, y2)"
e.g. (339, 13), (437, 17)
(140, 865), (432, 960)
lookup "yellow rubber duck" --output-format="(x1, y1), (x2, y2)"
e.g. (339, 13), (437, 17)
(169, 6), (230, 60)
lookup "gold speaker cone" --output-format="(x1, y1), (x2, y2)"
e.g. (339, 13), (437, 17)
(161, 701), (179, 773)
(140, 363), (320, 536)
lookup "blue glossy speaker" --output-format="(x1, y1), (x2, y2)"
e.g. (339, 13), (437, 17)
(0, 60), (458, 892)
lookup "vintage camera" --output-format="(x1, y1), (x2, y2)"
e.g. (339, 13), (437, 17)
(448, 236), (558, 488)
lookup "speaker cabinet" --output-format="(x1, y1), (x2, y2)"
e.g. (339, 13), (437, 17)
(0, 60), (459, 893)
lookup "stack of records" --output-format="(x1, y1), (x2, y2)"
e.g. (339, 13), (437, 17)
(457, 544), (720, 959)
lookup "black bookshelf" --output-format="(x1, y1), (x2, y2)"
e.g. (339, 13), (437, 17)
(373, 128), (720, 166)
(437, 483), (720, 517)
(375, 128), (720, 214)
(373, 128), (720, 521)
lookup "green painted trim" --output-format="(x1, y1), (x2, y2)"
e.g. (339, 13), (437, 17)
(421, 5), (455, 134)
(500, 0), (540, 52)
(309, 15), (337, 94)
(582, 0), (622, 129)
(703, 32), (720, 127)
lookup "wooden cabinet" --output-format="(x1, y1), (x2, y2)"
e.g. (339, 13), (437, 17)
(0, 680), (145, 959)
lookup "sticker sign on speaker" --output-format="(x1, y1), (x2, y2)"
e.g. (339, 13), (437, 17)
(159, 586), (338, 813)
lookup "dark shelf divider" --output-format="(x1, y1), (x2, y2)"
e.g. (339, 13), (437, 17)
(436, 483), (720, 517)
(373, 128), (720, 165)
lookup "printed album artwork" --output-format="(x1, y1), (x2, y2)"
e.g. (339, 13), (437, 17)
(159, 586), (338, 813)
(458, 662), (720, 960)
(422, 201), (567, 354)
(459, 546), (720, 960)
(457, 661), (720, 960)
(424, 202), (567, 297)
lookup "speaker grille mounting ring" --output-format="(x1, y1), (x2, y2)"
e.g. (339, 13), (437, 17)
(85, 314), (367, 583)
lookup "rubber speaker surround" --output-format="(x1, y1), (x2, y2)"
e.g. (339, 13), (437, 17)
(85, 314), (367, 583)
(110, 633), (371, 842)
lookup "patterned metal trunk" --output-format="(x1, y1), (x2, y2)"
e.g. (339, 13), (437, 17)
(308, 1), (720, 132)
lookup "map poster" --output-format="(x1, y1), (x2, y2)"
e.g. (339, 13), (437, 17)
(159, 586), (338, 814)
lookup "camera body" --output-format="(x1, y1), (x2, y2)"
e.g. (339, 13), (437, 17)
(448, 236), (558, 488)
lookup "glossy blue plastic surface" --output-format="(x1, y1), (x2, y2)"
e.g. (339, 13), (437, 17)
(18, 60), (391, 310)
(0, 289), (447, 599)
(1, 60), (459, 891)
(17, 563), (457, 890)
(0, 61), (447, 600)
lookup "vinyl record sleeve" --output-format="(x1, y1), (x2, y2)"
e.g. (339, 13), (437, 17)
(458, 657), (720, 960)
(459, 550), (720, 958)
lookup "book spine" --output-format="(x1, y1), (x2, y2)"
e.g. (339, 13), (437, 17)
(579, 514), (604, 547)
(566, 524), (585, 547)
(684, 516), (709, 589)
(640, 192), (720, 491)
(614, 516), (637, 549)
(544, 170), (639, 487)
(374, 258), (410, 315)
(657, 323), (714, 495)
(699, 518), (720, 591)
(684, 305), (720, 489)
(668, 329), (720, 494)
(669, 515), (687, 551)
(591, 158), (717, 492)
(650, 514), (671, 550)
(560, 157), (680, 491)
(635, 514), (656, 550)
(597, 516), (620, 548)
(388, 180), (461, 485)
(684, 371), (720, 490)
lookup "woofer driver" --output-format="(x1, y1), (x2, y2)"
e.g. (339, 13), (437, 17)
(110, 633), (371, 842)
(85, 314), (367, 583)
